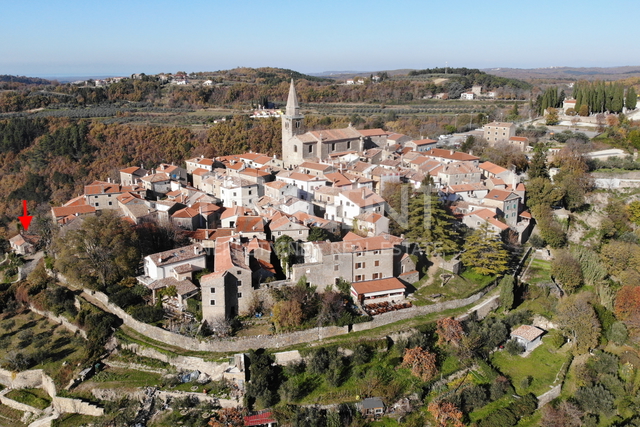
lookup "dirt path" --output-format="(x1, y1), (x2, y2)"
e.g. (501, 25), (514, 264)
(422, 259), (442, 287)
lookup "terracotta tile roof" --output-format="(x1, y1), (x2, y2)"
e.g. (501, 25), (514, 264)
(172, 207), (199, 219)
(51, 205), (96, 218)
(220, 206), (254, 219)
(264, 181), (288, 190)
(325, 172), (353, 187)
(63, 195), (89, 207)
(120, 166), (141, 174)
(440, 161), (480, 175)
(387, 133), (408, 141)
(316, 234), (403, 255)
(240, 168), (271, 178)
(479, 161), (508, 175)
(509, 136), (529, 142)
(341, 188), (385, 208)
(245, 411), (277, 427)
(424, 148), (479, 162)
(192, 168), (210, 176)
(356, 212), (386, 223)
(357, 128), (389, 137)
(299, 161), (332, 171)
(447, 182), (487, 193)
(413, 138), (437, 146)
(211, 239), (249, 272)
(227, 162), (245, 171)
(352, 277), (406, 295)
(84, 181), (123, 195)
(185, 228), (233, 241)
(380, 159), (401, 167)
(116, 192), (142, 205)
(485, 189), (518, 202)
(308, 126), (362, 142)
(253, 155), (273, 165)
(511, 325), (544, 342)
(239, 152), (263, 161)
(235, 216), (265, 234)
(350, 161), (373, 173)
(140, 173), (170, 183)
(519, 211), (532, 219)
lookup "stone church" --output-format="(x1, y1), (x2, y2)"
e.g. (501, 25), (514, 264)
(282, 79), (377, 168)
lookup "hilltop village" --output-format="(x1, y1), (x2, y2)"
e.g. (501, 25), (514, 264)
(40, 80), (531, 326)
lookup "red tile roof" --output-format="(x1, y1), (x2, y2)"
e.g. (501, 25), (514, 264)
(244, 411), (277, 427)
(352, 277), (406, 295)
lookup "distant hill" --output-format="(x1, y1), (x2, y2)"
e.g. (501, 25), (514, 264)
(481, 66), (640, 81)
(0, 75), (52, 85)
(310, 69), (413, 80)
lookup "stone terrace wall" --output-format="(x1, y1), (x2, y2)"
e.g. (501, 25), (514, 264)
(52, 396), (104, 416)
(0, 368), (45, 391)
(63, 272), (495, 353)
(28, 307), (87, 339)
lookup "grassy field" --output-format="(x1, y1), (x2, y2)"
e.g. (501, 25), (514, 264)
(84, 367), (164, 390)
(5, 388), (52, 410)
(522, 257), (551, 285)
(51, 413), (98, 427)
(412, 270), (495, 306)
(491, 339), (571, 396)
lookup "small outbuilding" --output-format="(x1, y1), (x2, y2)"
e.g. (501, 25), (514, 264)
(360, 397), (385, 417)
(510, 325), (545, 352)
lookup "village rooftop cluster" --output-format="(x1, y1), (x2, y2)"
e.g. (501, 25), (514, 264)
(18, 80), (534, 326)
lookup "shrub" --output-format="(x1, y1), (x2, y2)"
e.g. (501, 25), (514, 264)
(506, 339), (525, 355)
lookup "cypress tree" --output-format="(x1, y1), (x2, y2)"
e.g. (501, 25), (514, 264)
(627, 86), (637, 110)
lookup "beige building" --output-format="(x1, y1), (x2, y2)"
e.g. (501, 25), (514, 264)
(482, 122), (516, 144)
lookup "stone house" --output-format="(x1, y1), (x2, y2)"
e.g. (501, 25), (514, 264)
(141, 244), (207, 282)
(510, 325), (545, 352)
(482, 122), (516, 145)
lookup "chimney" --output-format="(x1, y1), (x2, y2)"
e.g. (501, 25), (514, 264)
(450, 150), (454, 155)
(194, 246), (198, 255)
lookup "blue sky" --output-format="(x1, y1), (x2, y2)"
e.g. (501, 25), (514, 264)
(2, 0), (639, 77)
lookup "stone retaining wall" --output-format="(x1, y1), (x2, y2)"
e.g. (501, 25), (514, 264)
(58, 272), (496, 353)
(352, 284), (496, 333)
(28, 307), (87, 339)
(52, 396), (104, 416)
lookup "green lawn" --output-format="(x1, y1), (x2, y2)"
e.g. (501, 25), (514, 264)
(491, 338), (571, 396)
(5, 388), (51, 410)
(51, 413), (98, 427)
(413, 270), (495, 306)
(524, 258), (551, 285)
(87, 367), (164, 389)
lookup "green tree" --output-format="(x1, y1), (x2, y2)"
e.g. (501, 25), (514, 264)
(461, 222), (509, 276)
(545, 108), (559, 125)
(307, 227), (338, 242)
(53, 211), (139, 288)
(405, 192), (460, 255)
(556, 294), (601, 355)
(626, 86), (637, 110)
(551, 250), (583, 293)
(527, 148), (549, 180)
(275, 234), (296, 278)
(627, 200), (640, 225)
(499, 275), (515, 311)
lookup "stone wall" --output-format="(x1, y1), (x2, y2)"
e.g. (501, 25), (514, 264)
(352, 284), (496, 333)
(0, 389), (43, 415)
(52, 396), (104, 416)
(537, 384), (561, 408)
(0, 368), (45, 391)
(62, 272), (495, 353)
(28, 307), (87, 339)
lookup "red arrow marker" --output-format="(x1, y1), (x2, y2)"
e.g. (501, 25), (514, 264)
(18, 200), (33, 232)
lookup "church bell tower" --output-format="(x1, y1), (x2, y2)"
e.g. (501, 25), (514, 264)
(282, 79), (305, 168)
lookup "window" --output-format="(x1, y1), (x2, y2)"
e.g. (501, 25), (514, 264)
(108, 201), (112, 206)
(249, 190), (252, 195)
(373, 273), (380, 279)
(373, 250), (380, 255)
(355, 275), (363, 281)
(334, 264), (339, 271)
(334, 254), (339, 261)
(356, 262), (366, 269)
(278, 231), (282, 236)
(237, 280), (242, 287)
(237, 271), (241, 275)
(233, 192), (237, 197)
(294, 145), (298, 153)
(308, 145), (313, 153)
(295, 120), (300, 128)
(210, 300), (215, 305)
(356, 252), (363, 257)
(298, 230), (302, 234)
(210, 288), (215, 294)
(375, 260), (380, 267)
(237, 292), (242, 298)
(94, 196), (98, 198)
(347, 141), (352, 149)
(95, 203), (99, 207)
